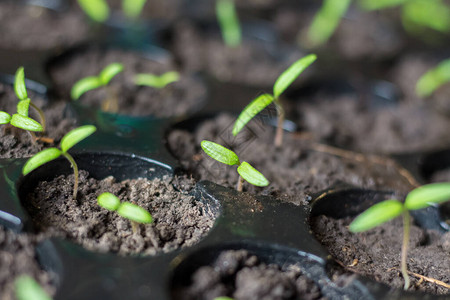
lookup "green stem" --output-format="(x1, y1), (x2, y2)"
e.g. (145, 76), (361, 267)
(401, 210), (411, 290)
(29, 102), (46, 132)
(62, 152), (79, 201)
(274, 99), (285, 148)
(236, 175), (244, 192)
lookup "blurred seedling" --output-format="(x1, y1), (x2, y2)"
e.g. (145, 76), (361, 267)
(134, 71), (180, 89)
(71, 63), (124, 113)
(77, 0), (147, 23)
(216, 0), (242, 48)
(22, 125), (97, 201)
(349, 183), (450, 290)
(15, 275), (52, 300)
(97, 192), (152, 234)
(416, 58), (450, 98)
(233, 54), (316, 147)
(201, 140), (269, 192)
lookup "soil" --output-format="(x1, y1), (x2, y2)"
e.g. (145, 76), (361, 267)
(24, 171), (215, 256)
(106, 0), (180, 22)
(0, 2), (88, 51)
(172, 249), (325, 300)
(167, 113), (413, 205)
(311, 215), (450, 295)
(0, 83), (76, 159)
(0, 226), (55, 300)
(430, 168), (450, 183)
(48, 47), (206, 117)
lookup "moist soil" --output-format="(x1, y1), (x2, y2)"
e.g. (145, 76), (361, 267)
(311, 215), (450, 295)
(0, 2), (88, 51)
(167, 113), (413, 205)
(0, 226), (55, 300)
(24, 171), (215, 256)
(172, 249), (326, 300)
(0, 83), (76, 159)
(48, 47), (206, 117)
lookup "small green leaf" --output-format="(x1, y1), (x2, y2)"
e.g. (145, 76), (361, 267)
(349, 199), (404, 233)
(77, 0), (110, 23)
(22, 148), (62, 175)
(71, 76), (102, 100)
(273, 54), (317, 99)
(122, 0), (147, 19)
(0, 111), (11, 124)
(232, 94), (274, 136)
(17, 99), (30, 117)
(14, 67), (28, 101)
(402, 0), (450, 34)
(10, 114), (43, 132)
(99, 63), (124, 86)
(405, 183), (450, 210)
(134, 71), (180, 89)
(201, 140), (240, 166)
(117, 202), (153, 224)
(416, 58), (450, 97)
(216, 0), (242, 47)
(15, 275), (52, 300)
(97, 192), (121, 211)
(60, 125), (96, 153)
(237, 161), (269, 187)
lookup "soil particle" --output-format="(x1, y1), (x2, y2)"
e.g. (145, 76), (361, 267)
(48, 47), (206, 117)
(0, 226), (55, 300)
(311, 215), (450, 295)
(24, 171), (215, 255)
(173, 249), (325, 300)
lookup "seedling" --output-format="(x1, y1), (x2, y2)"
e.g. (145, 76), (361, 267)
(201, 140), (269, 192)
(77, 0), (147, 22)
(416, 58), (450, 97)
(134, 71), (180, 89)
(15, 275), (52, 300)
(233, 54), (316, 147)
(71, 63), (124, 113)
(349, 183), (450, 290)
(216, 0), (242, 48)
(97, 192), (152, 233)
(22, 125), (97, 201)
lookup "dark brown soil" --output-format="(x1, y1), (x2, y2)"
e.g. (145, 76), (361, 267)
(430, 169), (450, 183)
(172, 249), (326, 300)
(0, 83), (76, 159)
(167, 113), (413, 204)
(107, 0), (180, 21)
(48, 47), (206, 117)
(0, 2), (88, 51)
(0, 226), (55, 300)
(24, 171), (215, 255)
(311, 215), (450, 295)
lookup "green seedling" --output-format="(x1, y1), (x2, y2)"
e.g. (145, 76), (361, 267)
(71, 63), (124, 113)
(15, 275), (52, 300)
(349, 183), (450, 290)
(134, 71), (180, 89)
(98, 192), (152, 233)
(233, 54), (316, 148)
(201, 140), (269, 192)
(416, 58), (450, 97)
(22, 125), (97, 201)
(122, 0), (148, 19)
(216, 0), (242, 48)
(304, 0), (351, 47)
(77, 0), (147, 22)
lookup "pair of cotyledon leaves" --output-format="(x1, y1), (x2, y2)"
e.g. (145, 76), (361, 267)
(350, 182), (450, 232)
(77, 0), (147, 22)
(97, 192), (153, 224)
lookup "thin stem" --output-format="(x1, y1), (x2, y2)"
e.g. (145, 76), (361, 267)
(29, 102), (46, 132)
(236, 175), (244, 192)
(401, 210), (411, 290)
(62, 152), (79, 201)
(131, 221), (138, 235)
(274, 99), (285, 148)
(102, 86), (119, 113)
(28, 131), (37, 146)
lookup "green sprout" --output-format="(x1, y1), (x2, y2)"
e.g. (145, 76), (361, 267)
(77, 0), (110, 23)
(15, 275), (52, 300)
(304, 0), (351, 48)
(201, 140), (269, 192)
(22, 125), (97, 201)
(216, 0), (242, 48)
(416, 58), (450, 97)
(71, 63), (124, 113)
(134, 71), (180, 89)
(233, 54), (316, 148)
(122, 0), (147, 19)
(97, 192), (152, 233)
(349, 183), (450, 290)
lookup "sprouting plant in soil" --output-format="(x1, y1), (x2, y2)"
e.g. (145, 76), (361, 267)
(216, 0), (242, 48)
(416, 58), (450, 97)
(97, 192), (152, 233)
(349, 183), (450, 290)
(201, 140), (269, 192)
(15, 275), (51, 300)
(233, 54), (316, 147)
(134, 71), (180, 89)
(22, 125), (97, 201)
(71, 63), (124, 113)
(77, 0), (147, 22)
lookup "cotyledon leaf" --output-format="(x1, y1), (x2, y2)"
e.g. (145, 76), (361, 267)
(71, 76), (102, 100)
(17, 99), (30, 117)
(134, 71), (180, 89)
(216, 0), (242, 47)
(117, 202), (153, 224)
(22, 148), (62, 175)
(77, 0), (109, 23)
(232, 94), (274, 136)
(349, 199), (404, 232)
(122, 0), (147, 19)
(14, 67), (28, 100)
(60, 125), (96, 153)
(416, 58), (450, 97)
(201, 140), (240, 166)
(99, 63), (124, 85)
(10, 114), (43, 132)
(405, 182), (450, 210)
(0, 111), (11, 124)
(15, 275), (52, 300)
(97, 192), (121, 211)
(237, 161), (269, 187)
